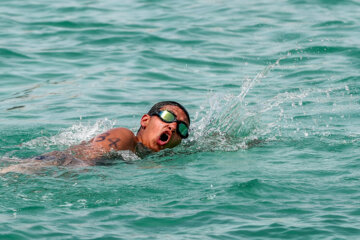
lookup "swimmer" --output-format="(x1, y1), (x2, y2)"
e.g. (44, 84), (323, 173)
(0, 101), (190, 173)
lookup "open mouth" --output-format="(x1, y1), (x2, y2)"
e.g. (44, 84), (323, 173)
(157, 132), (171, 146)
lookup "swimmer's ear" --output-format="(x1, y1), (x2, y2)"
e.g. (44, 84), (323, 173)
(140, 114), (151, 129)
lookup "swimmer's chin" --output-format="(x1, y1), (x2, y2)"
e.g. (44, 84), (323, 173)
(153, 131), (173, 151)
(143, 142), (165, 153)
(138, 137), (177, 153)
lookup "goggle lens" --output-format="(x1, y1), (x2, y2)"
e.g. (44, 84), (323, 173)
(159, 111), (176, 123)
(178, 122), (188, 137)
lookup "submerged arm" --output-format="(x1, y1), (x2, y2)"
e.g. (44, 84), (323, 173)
(0, 128), (137, 174)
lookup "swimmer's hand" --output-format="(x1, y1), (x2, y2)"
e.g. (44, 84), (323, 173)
(0, 160), (52, 174)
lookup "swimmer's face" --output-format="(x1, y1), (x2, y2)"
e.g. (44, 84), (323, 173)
(139, 105), (190, 152)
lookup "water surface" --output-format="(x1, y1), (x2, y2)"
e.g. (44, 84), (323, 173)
(1, 0), (360, 239)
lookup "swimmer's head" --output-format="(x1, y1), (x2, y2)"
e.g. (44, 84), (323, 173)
(136, 101), (190, 152)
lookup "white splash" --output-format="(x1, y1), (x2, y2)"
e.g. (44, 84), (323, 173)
(22, 118), (117, 150)
(185, 56), (287, 152)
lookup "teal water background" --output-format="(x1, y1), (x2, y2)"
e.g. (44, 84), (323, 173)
(1, 0), (360, 239)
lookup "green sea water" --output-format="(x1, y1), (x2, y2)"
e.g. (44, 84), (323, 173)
(1, 0), (360, 239)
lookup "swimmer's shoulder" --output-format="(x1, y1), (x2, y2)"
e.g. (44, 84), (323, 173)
(91, 127), (136, 151)
(106, 127), (135, 138)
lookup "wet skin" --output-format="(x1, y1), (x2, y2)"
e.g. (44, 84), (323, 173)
(0, 105), (190, 173)
(136, 105), (190, 152)
(70, 105), (190, 161)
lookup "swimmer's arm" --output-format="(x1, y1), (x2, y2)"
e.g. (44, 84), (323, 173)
(68, 128), (137, 160)
(0, 128), (136, 173)
(90, 128), (137, 152)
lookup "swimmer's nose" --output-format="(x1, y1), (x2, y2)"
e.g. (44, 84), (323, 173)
(167, 122), (177, 132)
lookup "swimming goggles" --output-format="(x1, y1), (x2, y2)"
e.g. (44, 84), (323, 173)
(152, 110), (189, 139)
